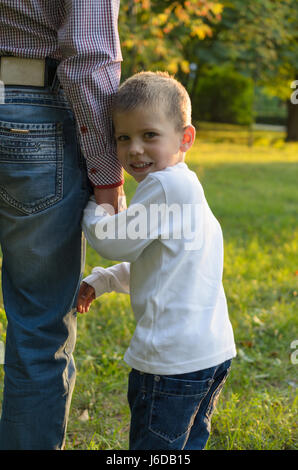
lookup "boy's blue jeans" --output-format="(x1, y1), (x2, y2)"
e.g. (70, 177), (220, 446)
(127, 359), (232, 450)
(0, 85), (90, 449)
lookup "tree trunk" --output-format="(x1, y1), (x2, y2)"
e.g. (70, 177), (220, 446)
(286, 98), (298, 141)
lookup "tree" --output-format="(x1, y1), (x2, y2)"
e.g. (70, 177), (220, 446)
(192, 65), (254, 125)
(186, 0), (298, 140)
(260, 0), (298, 141)
(118, 0), (223, 79)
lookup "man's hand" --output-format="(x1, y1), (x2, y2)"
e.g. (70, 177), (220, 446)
(94, 185), (126, 214)
(77, 282), (96, 314)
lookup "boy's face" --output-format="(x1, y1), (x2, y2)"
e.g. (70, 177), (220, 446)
(113, 106), (188, 182)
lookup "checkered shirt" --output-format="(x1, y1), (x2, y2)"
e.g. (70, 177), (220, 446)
(0, 0), (123, 188)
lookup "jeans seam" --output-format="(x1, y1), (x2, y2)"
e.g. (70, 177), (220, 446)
(205, 368), (230, 419)
(181, 401), (202, 450)
(4, 102), (70, 110)
(3, 91), (71, 109)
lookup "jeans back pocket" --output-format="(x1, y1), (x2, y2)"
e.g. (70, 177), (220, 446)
(149, 375), (213, 444)
(0, 120), (63, 214)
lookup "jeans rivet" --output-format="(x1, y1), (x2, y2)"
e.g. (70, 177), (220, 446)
(154, 375), (160, 382)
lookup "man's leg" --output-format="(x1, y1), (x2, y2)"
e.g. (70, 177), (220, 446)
(0, 92), (90, 449)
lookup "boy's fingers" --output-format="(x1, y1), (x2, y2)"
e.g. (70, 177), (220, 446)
(77, 282), (96, 314)
(78, 282), (89, 297)
(79, 282), (95, 299)
(82, 288), (95, 303)
(86, 286), (96, 298)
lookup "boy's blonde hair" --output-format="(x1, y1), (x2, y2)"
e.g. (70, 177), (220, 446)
(112, 71), (192, 132)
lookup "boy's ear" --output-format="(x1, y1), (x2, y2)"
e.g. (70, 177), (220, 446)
(180, 125), (196, 152)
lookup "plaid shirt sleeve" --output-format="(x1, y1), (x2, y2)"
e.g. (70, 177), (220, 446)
(57, 0), (123, 188)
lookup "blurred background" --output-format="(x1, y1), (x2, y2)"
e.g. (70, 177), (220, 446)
(118, 0), (298, 141)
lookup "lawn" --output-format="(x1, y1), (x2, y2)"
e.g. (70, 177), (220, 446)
(0, 124), (297, 450)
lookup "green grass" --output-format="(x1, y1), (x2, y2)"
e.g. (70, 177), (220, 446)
(0, 123), (297, 450)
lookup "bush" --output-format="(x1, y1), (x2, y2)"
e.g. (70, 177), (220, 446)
(192, 66), (254, 125)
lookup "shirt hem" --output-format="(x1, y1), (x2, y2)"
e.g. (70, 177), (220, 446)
(124, 346), (237, 375)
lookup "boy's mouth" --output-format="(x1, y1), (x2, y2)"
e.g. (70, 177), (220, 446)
(130, 162), (153, 171)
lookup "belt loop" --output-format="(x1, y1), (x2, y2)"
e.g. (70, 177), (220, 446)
(50, 71), (61, 93)
(46, 58), (60, 93)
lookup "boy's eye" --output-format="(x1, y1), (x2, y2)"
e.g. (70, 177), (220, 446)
(117, 135), (129, 142)
(144, 132), (158, 139)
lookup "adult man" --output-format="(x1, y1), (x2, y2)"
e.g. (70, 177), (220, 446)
(0, 0), (123, 449)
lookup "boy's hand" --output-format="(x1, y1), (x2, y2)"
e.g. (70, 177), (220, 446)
(94, 185), (126, 214)
(77, 282), (96, 313)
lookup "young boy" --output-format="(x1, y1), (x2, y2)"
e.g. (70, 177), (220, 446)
(78, 71), (236, 450)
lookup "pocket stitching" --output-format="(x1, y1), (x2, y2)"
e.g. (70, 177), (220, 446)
(0, 122), (64, 214)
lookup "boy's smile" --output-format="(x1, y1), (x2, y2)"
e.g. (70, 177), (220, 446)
(113, 106), (188, 182)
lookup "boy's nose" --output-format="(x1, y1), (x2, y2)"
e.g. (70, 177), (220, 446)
(128, 140), (144, 156)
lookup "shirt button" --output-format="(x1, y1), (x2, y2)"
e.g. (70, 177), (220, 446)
(80, 125), (88, 134)
(90, 168), (97, 174)
(154, 375), (160, 382)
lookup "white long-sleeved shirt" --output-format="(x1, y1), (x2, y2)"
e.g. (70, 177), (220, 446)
(82, 162), (236, 374)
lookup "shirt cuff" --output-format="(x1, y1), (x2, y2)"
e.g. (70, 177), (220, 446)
(83, 268), (109, 298)
(86, 158), (124, 187)
(92, 179), (124, 189)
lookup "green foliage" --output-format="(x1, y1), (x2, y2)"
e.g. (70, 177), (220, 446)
(117, 0), (298, 133)
(218, 0), (291, 76)
(118, 0), (223, 78)
(193, 0), (298, 98)
(254, 87), (287, 125)
(192, 66), (254, 125)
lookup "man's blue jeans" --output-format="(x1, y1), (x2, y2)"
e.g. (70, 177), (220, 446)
(0, 85), (91, 449)
(128, 359), (232, 450)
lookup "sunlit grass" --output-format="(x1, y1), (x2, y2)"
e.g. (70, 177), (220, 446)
(0, 124), (297, 450)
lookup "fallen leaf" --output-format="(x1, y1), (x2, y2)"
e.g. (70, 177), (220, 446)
(78, 409), (89, 422)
